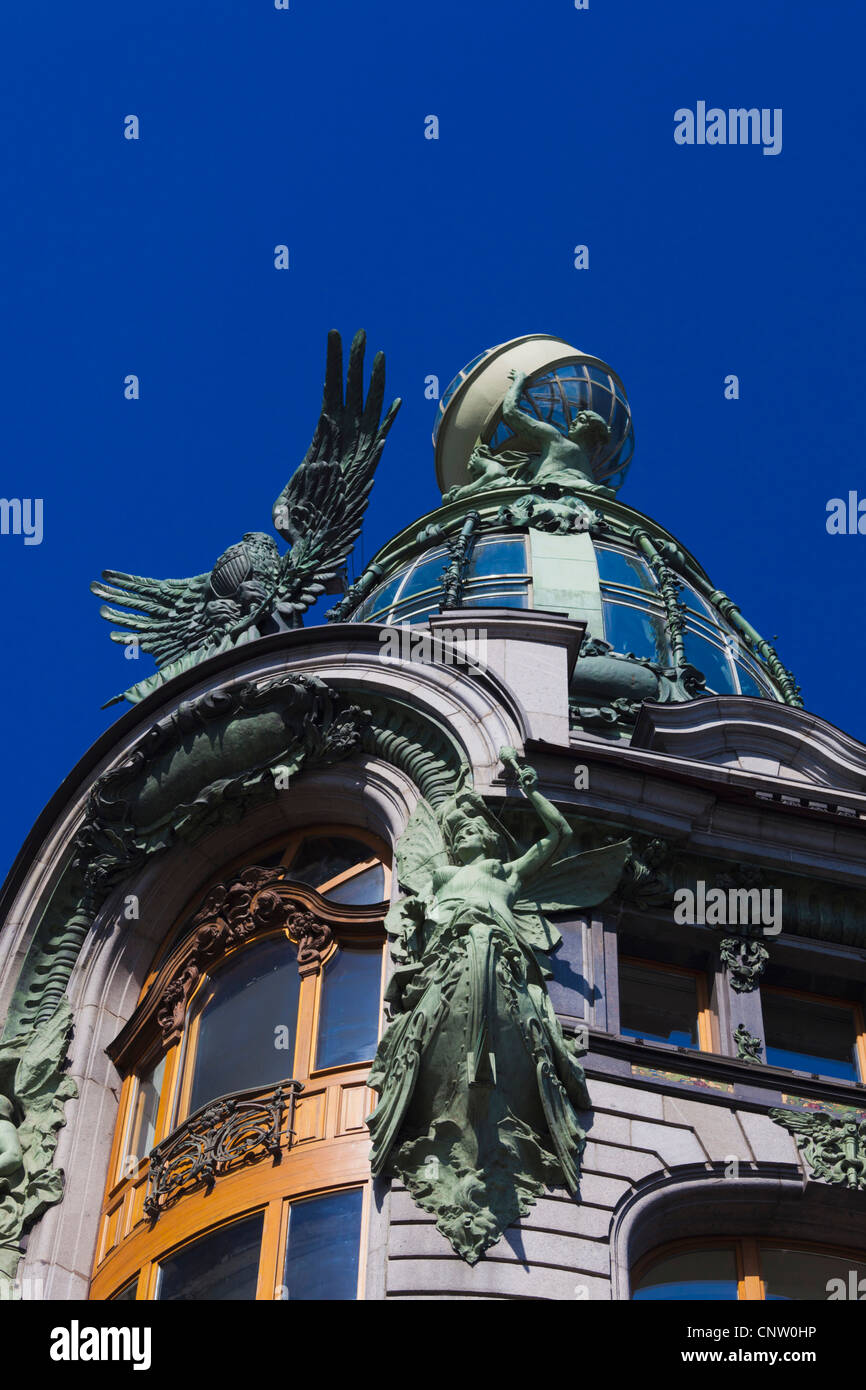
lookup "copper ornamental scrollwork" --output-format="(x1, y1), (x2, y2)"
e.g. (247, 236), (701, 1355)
(143, 1079), (303, 1219)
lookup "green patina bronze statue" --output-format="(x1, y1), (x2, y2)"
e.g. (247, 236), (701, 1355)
(503, 368), (614, 496)
(92, 330), (400, 706)
(441, 441), (529, 504)
(367, 749), (629, 1262)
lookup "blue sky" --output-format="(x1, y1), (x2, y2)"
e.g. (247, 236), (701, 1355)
(1, 0), (863, 879)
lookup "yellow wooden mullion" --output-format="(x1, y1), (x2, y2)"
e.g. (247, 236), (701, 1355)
(696, 974), (715, 1054)
(852, 1002), (866, 1083)
(294, 965), (320, 1081)
(256, 1198), (285, 1301)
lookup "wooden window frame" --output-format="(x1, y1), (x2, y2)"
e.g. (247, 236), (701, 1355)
(103, 1182), (370, 1303)
(619, 954), (716, 1053)
(92, 829), (389, 1302)
(760, 983), (866, 1082)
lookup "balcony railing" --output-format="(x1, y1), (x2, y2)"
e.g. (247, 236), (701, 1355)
(144, 1079), (304, 1219)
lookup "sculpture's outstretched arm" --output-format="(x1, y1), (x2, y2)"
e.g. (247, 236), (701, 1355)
(502, 369), (561, 446)
(499, 750), (572, 883)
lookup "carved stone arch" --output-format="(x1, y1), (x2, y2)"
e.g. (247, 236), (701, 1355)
(0, 626), (532, 1292)
(608, 1164), (866, 1300)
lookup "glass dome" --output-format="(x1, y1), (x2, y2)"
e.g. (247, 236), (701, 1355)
(592, 542), (775, 697)
(348, 528), (779, 703)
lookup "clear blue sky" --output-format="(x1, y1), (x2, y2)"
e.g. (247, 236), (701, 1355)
(1, 0), (864, 880)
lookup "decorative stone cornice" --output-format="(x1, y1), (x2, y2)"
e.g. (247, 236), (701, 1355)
(632, 697), (866, 794)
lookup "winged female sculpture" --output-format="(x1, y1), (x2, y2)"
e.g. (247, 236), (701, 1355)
(367, 749), (630, 1262)
(92, 330), (400, 705)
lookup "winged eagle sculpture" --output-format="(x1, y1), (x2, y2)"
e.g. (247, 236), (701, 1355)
(92, 330), (400, 705)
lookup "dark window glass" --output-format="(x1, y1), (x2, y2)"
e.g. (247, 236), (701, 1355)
(111, 1278), (138, 1301)
(682, 629), (737, 694)
(463, 588), (529, 610)
(388, 601), (441, 625)
(316, 948), (382, 1069)
(620, 960), (701, 1049)
(128, 1054), (165, 1161)
(282, 1189), (363, 1300)
(678, 583), (716, 619)
(633, 1248), (738, 1301)
(188, 937), (299, 1114)
(761, 991), (859, 1081)
(760, 1247), (866, 1300)
(287, 836), (374, 889)
(156, 1213), (263, 1301)
(602, 599), (669, 665)
(596, 546), (656, 592)
(400, 551), (451, 602)
(322, 863), (386, 905)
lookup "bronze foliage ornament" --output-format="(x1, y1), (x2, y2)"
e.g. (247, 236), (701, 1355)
(367, 749), (630, 1263)
(0, 1001), (77, 1285)
(12, 672), (366, 1035)
(769, 1106), (866, 1191)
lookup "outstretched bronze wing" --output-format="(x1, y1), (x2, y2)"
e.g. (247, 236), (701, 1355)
(90, 569), (214, 667)
(513, 840), (631, 952)
(272, 329), (401, 620)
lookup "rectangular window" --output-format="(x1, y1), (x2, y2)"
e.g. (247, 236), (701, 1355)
(155, 1212), (264, 1300)
(125, 1054), (166, 1167)
(761, 987), (864, 1082)
(281, 1188), (364, 1300)
(619, 957), (713, 1051)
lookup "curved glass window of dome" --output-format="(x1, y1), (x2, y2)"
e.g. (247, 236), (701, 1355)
(597, 553), (776, 699)
(353, 537), (530, 624)
(601, 598), (670, 667)
(682, 628), (777, 698)
(487, 363), (634, 484)
(595, 545), (657, 593)
(677, 589), (776, 698)
(432, 348), (496, 445)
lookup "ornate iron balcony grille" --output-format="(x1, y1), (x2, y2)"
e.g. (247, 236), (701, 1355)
(143, 1079), (304, 1219)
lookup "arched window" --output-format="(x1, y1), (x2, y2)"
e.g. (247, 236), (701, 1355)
(90, 826), (389, 1302)
(632, 1238), (866, 1300)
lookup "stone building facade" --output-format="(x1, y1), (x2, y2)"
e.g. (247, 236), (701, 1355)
(1, 333), (864, 1302)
